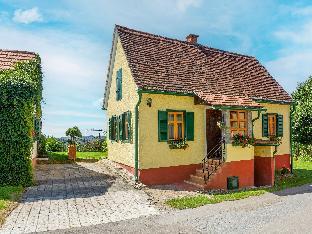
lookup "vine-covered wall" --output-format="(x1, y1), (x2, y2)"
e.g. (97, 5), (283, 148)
(0, 56), (43, 186)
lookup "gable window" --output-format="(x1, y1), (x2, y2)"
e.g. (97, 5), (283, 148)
(116, 68), (122, 101)
(168, 112), (184, 140)
(158, 110), (194, 142)
(262, 113), (283, 137)
(230, 110), (247, 136)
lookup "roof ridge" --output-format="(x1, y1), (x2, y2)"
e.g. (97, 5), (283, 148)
(0, 49), (37, 55)
(115, 24), (254, 59)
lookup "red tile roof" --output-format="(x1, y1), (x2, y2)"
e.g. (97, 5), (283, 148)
(0, 49), (37, 70)
(115, 25), (292, 107)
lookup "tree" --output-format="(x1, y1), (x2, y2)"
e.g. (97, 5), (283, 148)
(65, 126), (82, 145)
(292, 76), (312, 144)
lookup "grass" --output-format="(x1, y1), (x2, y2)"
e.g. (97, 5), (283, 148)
(166, 159), (312, 209)
(0, 186), (23, 226)
(47, 151), (108, 163)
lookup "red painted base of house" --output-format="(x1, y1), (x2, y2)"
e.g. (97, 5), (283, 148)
(139, 164), (201, 185)
(116, 162), (201, 185)
(115, 154), (291, 188)
(275, 154), (291, 170)
(205, 159), (254, 190)
(254, 156), (274, 186)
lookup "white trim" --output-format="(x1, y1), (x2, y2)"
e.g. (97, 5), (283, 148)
(103, 29), (119, 110)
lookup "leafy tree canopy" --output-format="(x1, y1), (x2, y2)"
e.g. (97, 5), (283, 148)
(65, 126), (82, 144)
(292, 76), (312, 144)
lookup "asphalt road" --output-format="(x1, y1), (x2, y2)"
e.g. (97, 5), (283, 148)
(44, 183), (312, 234)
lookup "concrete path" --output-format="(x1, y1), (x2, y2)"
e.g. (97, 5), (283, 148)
(44, 183), (312, 234)
(0, 163), (158, 234)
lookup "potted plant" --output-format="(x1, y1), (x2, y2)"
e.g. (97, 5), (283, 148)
(65, 126), (82, 160)
(232, 133), (254, 148)
(168, 138), (189, 150)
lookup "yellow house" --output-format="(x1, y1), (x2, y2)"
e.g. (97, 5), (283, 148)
(103, 25), (292, 190)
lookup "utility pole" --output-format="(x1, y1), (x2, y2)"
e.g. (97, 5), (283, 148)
(91, 129), (103, 139)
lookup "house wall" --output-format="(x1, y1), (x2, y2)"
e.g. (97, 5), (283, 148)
(252, 103), (291, 156)
(107, 37), (139, 167)
(138, 93), (206, 170)
(254, 145), (275, 186)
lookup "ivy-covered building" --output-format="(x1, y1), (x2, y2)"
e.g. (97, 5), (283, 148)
(103, 25), (292, 190)
(0, 49), (42, 186)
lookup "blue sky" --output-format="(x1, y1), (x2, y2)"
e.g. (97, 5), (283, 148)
(0, 0), (311, 137)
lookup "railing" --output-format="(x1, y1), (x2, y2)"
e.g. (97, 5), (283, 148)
(202, 138), (225, 182)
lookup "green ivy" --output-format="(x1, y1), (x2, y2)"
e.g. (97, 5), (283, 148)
(0, 56), (43, 186)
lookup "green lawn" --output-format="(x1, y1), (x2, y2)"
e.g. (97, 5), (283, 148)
(0, 186), (23, 225)
(47, 151), (108, 162)
(166, 160), (312, 209)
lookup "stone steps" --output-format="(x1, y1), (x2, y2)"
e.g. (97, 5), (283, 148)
(184, 158), (224, 189)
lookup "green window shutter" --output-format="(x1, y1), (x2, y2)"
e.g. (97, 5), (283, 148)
(119, 115), (123, 141)
(108, 118), (112, 140)
(114, 116), (118, 142)
(127, 111), (132, 141)
(158, 110), (168, 142)
(186, 112), (194, 141)
(116, 68), (122, 101)
(119, 68), (122, 100)
(262, 114), (268, 137)
(122, 112), (126, 140)
(277, 114), (283, 137)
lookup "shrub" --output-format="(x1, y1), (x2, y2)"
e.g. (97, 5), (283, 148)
(37, 134), (47, 157)
(0, 57), (42, 186)
(46, 137), (65, 152)
(77, 139), (107, 152)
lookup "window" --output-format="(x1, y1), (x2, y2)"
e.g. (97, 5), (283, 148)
(108, 112), (131, 142)
(168, 112), (184, 140)
(116, 68), (122, 101)
(268, 114), (277, 136)
(262, 113), (283, 137)
(230, 110), (247, 136)
(158, 110), (194, 142)
(122, 111), (131, 141)
(109, 116), (118, 141)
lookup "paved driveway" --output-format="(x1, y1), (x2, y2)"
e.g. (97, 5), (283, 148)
(0, 163), (158, 234)
(44, 183), (312, 234)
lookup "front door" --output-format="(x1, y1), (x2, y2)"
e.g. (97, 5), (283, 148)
(206, 109), (222, 155)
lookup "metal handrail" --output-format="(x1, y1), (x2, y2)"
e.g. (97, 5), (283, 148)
(202, 138), (226, 182)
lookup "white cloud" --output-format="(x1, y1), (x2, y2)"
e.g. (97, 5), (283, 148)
(13, 7), (43, 24)
(267, 19), (312, 93)
(284, 5), (312, 16)
(92, 98), (104, 108)
(176, 0), (202, 12)
(275, 21), (312, 45)
(266, 51), (312, 93)
(0, 25), (107, 137)
(44, 110), (103, 119)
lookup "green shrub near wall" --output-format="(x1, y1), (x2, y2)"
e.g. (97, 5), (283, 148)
(0, 56), (43, 186)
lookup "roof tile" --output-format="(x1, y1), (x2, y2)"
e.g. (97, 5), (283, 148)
(115, 25), (292, 106)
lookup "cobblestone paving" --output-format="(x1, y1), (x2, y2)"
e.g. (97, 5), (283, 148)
(0, 163), (159, 234)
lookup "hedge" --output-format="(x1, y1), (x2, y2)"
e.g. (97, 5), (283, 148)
(0, 56), (43, 186)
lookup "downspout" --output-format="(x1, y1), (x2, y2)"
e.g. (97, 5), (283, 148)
(251, 109), (266, 138)
(134, 91), (142, 182)
(290, 104), (293, 174)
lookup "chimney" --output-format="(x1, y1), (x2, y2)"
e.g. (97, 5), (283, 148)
(186, 34), (199, 44)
